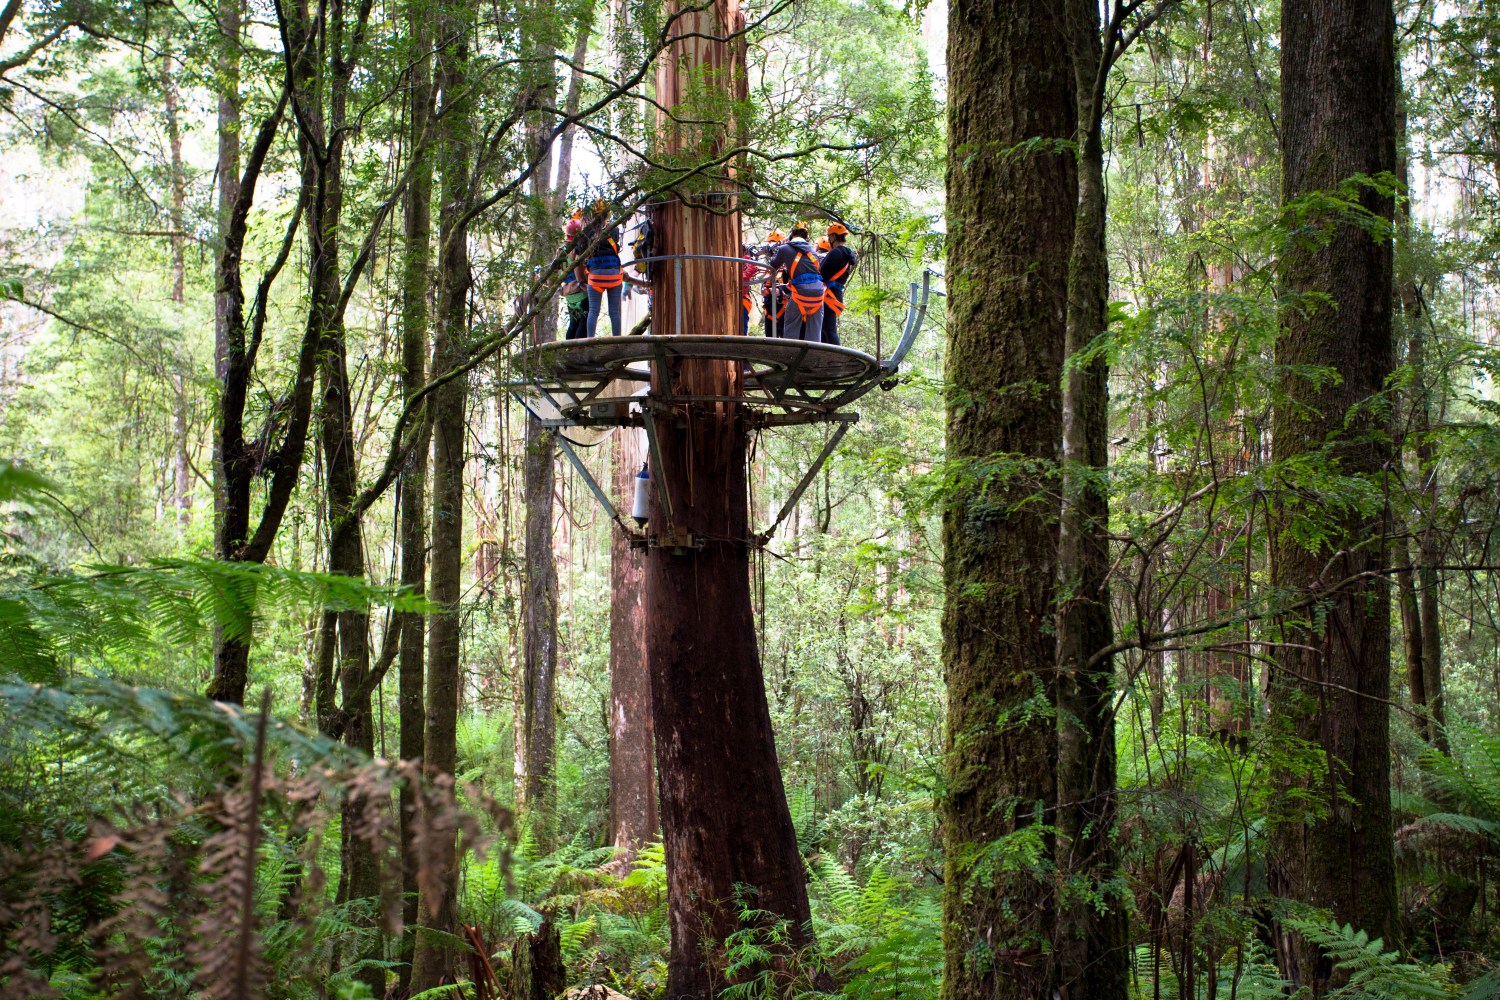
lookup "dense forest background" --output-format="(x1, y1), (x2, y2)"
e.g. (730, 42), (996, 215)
(2, 0), (1499, 997)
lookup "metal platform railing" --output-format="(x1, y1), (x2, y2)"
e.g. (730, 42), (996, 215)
(614, 253), (931, 367)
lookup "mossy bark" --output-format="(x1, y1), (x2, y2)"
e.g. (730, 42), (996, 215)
(941, 0), (1075, 995)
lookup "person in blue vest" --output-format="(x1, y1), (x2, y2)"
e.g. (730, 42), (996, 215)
(819, 221), (857, 347)
(574, 200), (624, 337)
(766, 222), (825, 342)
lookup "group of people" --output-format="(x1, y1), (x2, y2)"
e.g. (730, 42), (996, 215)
(746, 220), (857, 346)
(560, 202), (858, 346)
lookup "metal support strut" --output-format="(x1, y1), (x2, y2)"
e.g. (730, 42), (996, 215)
(553, 433), (640, 541)
(754, 413), (856, 546)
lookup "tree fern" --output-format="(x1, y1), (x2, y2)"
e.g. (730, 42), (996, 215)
(1281, 911), (1450, 999)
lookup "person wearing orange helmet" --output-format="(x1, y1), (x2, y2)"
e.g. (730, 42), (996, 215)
(574, 200), (624, 336)
(819, 221), (857, 346)
(764, 222), (826, 342)
(760, 229), (788, 336)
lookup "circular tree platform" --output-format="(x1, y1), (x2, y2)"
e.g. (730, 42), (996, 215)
(510, 334), (890, 428)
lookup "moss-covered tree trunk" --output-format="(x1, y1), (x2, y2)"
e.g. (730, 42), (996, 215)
(1269, 0), (1399, 990)
(941, 0), (1075, 994)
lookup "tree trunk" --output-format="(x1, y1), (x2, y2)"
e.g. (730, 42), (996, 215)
(294, 5), (384, 989)
(397, 1), (435, 986)
(208, 0), (246, 703)
(162, 45), (192, 530)
(1055, 2), (1127, 996)
(408, 8), (471, 989)
(521, 408), (558, 832)
(519, 43), (562, 840)
(1270, 0), (1399, 990)
(941, 0), (1074, 994)
(609, 427), (656, 858)
(510, 919), (567, 1000)
(1414, 349), (1447, 752)
(1394, 537), (1428, 740)
(644, 3), (817, 993)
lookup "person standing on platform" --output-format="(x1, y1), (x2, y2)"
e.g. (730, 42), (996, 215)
(819, 221), (857, 347)
(740, 244), (763, 335)
(561, 215), (589, 340)
(575, 200), (624, 337)
(760, 229), (785, 337)
(767, 223), (825, 342)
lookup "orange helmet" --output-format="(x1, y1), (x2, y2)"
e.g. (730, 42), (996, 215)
(592, 198), (609, 216)
(767, 228), (785, 243)
(816, 237), (831, 252)
(826, 221), (849, 237)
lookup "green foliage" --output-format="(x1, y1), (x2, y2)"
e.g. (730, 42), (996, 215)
(809, 856), (941, 999)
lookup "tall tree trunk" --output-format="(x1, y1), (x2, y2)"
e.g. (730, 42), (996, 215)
(408, 5), (471, 987)
(520, 408), (558, 830)
(1412, 333), (1447, 752)
(518, 54), (558, 839)
(209, 0), (247, 702)
(644, 2), (816, 993)
(609, 427), (655, 857)
(1269, 0), (1399, 990)
(1055, 2), (1127, 996)
(162, 45), (192, 531)
(941, 0), (1074, 995)
(1393, 68), (1436, 748)
(397, 0), (435, 986)
(291, 5), (384, 988)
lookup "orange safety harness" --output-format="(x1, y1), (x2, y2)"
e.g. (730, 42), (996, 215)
(586, 237), (623, 292)
(822, 262), (851, 315)
(787, 250), (826, 319)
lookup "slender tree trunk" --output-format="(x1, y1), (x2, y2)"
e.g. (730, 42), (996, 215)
(1393, 85), (1437, 750)
(162, 45), (192, 531)
(1269, 0), (1399, 990)
(644, 3), (817, 993)
(1413, 349), (1447, 752)
(520, 406), (558, 829)
(293, 6), (384, 988)
(1394, 536), (1429, 740)
(609, 427), (655, 858)
(409, 6), (471, 987)
(517, 35), (563, 837)
(941, 0), (1074, 995)
(1055, 3), (1127, 996)
(209, 0), (247, 702)
(397, 1), (435, 986)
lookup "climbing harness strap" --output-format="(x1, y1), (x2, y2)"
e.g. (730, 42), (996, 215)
(823, 282), (846, 315)
(587, 268), (623, 292)
(790, 277), (826, 319)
